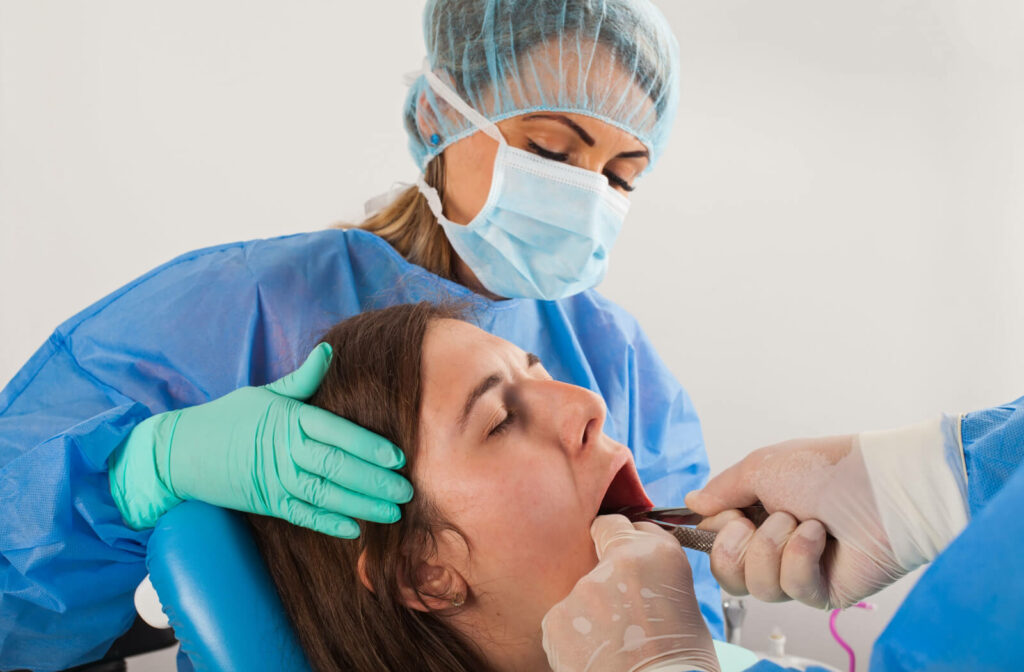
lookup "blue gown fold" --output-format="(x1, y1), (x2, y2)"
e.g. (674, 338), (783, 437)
(0, 229), (721, 670)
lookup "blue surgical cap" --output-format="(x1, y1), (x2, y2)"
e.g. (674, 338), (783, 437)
(403, 0), (680, 174)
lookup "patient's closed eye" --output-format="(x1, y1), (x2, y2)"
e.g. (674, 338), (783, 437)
(489, 408), (518, 437)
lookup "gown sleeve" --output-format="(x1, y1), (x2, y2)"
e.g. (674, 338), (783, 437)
(0, 334), (155, 671)
(960, 395), (1024, 514)
(0, 238), (287, 671)
(616, 317), (725, 641)
(868, 395), (1024, 672)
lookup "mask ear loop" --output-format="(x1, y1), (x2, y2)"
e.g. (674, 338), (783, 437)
(413, 58), (507, 223)
(417, 58), (506, 147)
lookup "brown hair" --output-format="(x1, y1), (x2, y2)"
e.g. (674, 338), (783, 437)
(246, 302), (492, 671)
(338, 155), (459, 282)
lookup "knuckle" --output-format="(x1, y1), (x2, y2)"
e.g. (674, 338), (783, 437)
(303, 477), (325, 504)
(284, 499), (308, 525)
(748, 581), (782, 602)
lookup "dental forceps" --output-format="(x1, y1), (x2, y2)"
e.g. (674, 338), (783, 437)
(617, 504), (769, 554)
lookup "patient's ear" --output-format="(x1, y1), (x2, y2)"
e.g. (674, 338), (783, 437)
(356, 548), (469, 612)
(401, 559), (469, 612)
(356, 551), (375, 594)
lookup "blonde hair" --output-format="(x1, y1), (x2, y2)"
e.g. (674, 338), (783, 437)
(335, 155), (457, 282)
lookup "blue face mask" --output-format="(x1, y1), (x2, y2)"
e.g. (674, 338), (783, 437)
(414, 66), (631, 301)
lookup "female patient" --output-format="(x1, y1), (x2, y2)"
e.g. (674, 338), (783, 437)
(247, 302), (716, 672)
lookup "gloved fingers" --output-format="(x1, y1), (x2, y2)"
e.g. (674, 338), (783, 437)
(744, 511), (799, 602)
(696, 508), (746, 532)
(685, 451), (762, 517)
(292, 438), (413, 503)
(779, 519), (830, 608)
(591, 514), (681, 561)
(707, 517), (756, 596)
(283, 497), (360, 538)
(590, 513), (641, 558)
(292, 472), (401, 524)
(266, 343), (333, 401)
(633, 519), (683, 543)
(297, 404), (405, 469)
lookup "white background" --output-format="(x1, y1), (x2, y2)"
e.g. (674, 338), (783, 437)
(2, 1), (1022, 670)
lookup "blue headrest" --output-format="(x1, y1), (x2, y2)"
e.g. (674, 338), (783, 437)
(146, 501), (312, 672)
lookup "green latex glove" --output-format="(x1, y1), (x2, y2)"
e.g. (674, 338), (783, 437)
(108, 342), (413, 538)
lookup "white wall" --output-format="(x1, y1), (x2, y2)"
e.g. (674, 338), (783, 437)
(2, 1), (1022, 670)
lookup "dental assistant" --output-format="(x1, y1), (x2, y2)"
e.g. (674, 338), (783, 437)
(0, 2), (725, 670)
(541, 395), (1024, 671)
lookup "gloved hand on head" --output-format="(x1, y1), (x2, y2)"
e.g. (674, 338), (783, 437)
(108, 342), (414, 538)
(542, 514), (720, 672)
(685, 417), (970, 609)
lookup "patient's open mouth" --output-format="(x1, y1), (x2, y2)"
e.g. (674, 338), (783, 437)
(598, 460), (653, 516)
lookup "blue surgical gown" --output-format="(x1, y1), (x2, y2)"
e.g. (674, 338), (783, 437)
(739, 395), (1024, 672)
(0, 229), (722, 671)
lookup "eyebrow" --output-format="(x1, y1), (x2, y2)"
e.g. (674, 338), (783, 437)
(522, 114), (650, 161)
(458, 352), (542, 432)
(523, 114), (595, 146)
(616, 149), (650, 159)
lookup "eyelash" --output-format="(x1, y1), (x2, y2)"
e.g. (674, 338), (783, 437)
(527, 140), (635, 192)
(489, 408), (518, 437)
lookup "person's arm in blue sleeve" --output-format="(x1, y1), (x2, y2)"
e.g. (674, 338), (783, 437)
(0, 335), (155, 671)
(0, 235), (413, 670)
(867, 396), (1024, 672)
(958, 395), (1024, 513)
(624, 322), (724, 640)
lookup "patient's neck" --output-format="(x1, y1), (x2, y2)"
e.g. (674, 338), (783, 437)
(450, 599), (551, 672)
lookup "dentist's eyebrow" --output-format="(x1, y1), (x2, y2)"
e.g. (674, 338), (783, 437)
(523, 114), (595, 146)
(459, 353), (541, 432)
(522, 114), (647, 162)
(616, 149), (649, 159)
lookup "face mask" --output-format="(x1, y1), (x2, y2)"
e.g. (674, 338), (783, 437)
(414, 65), (631, 301)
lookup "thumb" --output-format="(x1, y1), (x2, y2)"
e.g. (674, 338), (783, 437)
(590, 514), (640, 560)
(685, 456), (760, 517)
(266, 342), (333, 400)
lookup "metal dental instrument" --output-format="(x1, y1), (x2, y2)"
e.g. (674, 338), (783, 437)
(617, 504), (769, 554)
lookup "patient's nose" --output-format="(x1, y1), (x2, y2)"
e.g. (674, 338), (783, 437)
(529, 380), (606, 456)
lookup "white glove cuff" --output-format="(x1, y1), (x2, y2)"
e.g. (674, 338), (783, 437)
(637, 662), (713, 672)
(857, 415), (969, 571)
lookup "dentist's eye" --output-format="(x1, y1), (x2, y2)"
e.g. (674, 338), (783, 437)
(527, 140), (569, 162)
(604, 170), (635, 192)
(489, 409), (518, 437)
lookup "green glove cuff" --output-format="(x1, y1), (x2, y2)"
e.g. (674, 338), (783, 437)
(108, 411), (185, 530)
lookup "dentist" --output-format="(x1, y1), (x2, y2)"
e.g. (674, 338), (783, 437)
(0, 1), (724, 670)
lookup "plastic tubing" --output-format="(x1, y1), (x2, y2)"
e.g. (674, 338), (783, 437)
(829, 602), (875, 672)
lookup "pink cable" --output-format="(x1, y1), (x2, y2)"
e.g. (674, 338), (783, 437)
(829, 602), (875, 672)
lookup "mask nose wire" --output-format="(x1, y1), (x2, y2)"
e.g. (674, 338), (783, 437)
(415, 57), (507, 147)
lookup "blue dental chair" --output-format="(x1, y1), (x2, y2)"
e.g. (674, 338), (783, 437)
(144, 501), (312, 671)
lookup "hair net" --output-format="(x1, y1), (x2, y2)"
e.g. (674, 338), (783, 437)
(403, 0), (680, 175)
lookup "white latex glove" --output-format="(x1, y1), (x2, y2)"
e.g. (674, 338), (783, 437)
(685, 417), (969, 609)
(541, 515), (720, 672)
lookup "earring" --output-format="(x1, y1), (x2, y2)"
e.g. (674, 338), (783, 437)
(430, 133), (441, 145)
(450, 592), (465, 608)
